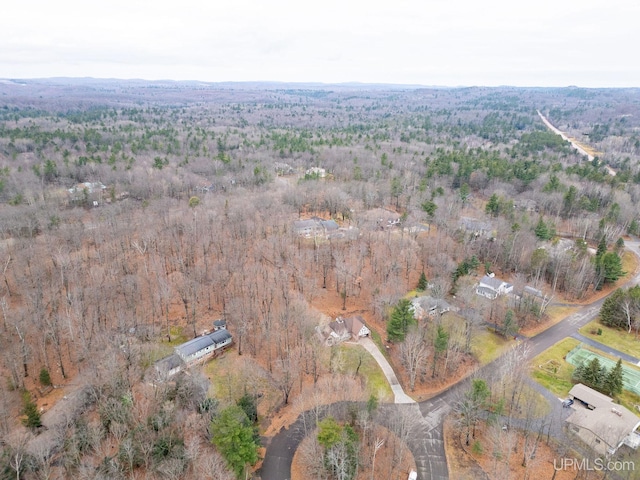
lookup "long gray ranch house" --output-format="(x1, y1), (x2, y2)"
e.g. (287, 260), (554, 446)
(176, 330), (233, 364)
(155, 329), (233, 380)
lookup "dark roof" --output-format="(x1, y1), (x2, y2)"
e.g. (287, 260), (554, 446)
(155, 353), (183, 372)
(294, 219), (317, 230)
(524, 286), (544, 297)
(320, 219), (339, 231)
(176, 336), (214, 357)
(213, 319), (226, 327)
(459, 217), (491, 232)
(208, 329), (232, 344)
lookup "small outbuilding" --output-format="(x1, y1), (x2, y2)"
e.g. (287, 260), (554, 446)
(213, 318), (227, 331)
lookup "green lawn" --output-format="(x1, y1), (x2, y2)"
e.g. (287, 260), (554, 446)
(141, 326), (189, 367)
(530, 338), (580, 397)
(204, 353), (282, 409)
(369, 328), (390, 360)
(334, 344), (394, 402)
(579, 320), (640, 359)
(472, 328), (512, 365)
(618, 389), (640, 416)
(622, 250), (638, 277)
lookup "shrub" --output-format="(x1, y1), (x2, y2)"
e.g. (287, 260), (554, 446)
(39, 367), (52, 386)
(22, 391), (42, 429)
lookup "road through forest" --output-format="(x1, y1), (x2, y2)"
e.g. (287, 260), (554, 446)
(260, 238), (640, 479)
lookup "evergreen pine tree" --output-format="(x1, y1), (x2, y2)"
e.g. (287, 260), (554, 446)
(502, 309), (519, 337)
(22, 392), (42, 429)
(417, 272), (427, 291)
(601, 252), (625, 285)
(534, 217), (550, 240)
(237, 393), (258, 424)
(583, 357), (606, 390)
(39, 367), (52, 387)
(485, 194), (500, 216)
(596, 235), (607, 258)
(210, 405), (259, 479)
(604, 359), (624, 397)
(387, 298), (416, 342)
(599, 289), (626, 329)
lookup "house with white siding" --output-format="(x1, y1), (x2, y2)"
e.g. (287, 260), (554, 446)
(476, 274), (513, 300)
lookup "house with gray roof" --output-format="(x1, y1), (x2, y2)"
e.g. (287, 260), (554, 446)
(410, 296), (452, 320)
(153, 329), (233, 382)
(175, 330), (233, 365)
(154, 354), (184, 380)
(523, 285), (544, 298)
(566, 384), (640, 454)
(319, 316), (371, 346)
(476, 274), (513, 300)
(175, 336), (217, 364)
(208, 329), (233, 350)
(294, 217), (339, 238)
(459, 217), (493, 239)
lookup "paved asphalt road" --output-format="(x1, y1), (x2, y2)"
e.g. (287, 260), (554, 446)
(259, 239), (640, 480)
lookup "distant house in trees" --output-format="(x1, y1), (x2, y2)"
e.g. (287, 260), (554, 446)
(293, 217), (339, 238)
(274, 162), (294, 175)
(410, 296), (452, 320)
(513, 199), (538, 213)
(305, 166), (326, 178)
(67, 181), (107, 206)
(175, 336), (219, 364)
(318, 316), (371, 346)
(459, 217), (492, 239)
(523, 286), (544, 298)
(565, 384), (640, 454)
(195, 183), (216, 194)
(476, 274), (513, 300)
(362, 208), (402, 230)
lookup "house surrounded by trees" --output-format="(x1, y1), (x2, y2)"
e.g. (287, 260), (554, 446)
(155, 330), (233, 380)
(475, 274), (513, 300)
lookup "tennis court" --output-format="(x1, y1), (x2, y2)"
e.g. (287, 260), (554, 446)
(566, 344), (640, 396)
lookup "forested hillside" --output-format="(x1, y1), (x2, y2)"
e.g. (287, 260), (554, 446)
(0, 80), (639, 479)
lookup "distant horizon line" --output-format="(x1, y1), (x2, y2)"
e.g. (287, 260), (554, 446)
(1, 77), (637, 90)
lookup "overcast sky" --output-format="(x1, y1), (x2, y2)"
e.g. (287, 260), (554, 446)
(2, 0), (638, 87)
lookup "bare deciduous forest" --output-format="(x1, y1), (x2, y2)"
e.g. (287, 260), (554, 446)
(0, 79), (639, 479)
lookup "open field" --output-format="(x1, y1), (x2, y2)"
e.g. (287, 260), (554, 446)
(472, 329), (512, 365)
(334, 344), (394, 402)
(530, 338), (580, 397)
(580, 320), (640, 359)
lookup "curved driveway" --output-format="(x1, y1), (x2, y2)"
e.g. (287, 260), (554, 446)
(260, 239), (640, 480)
